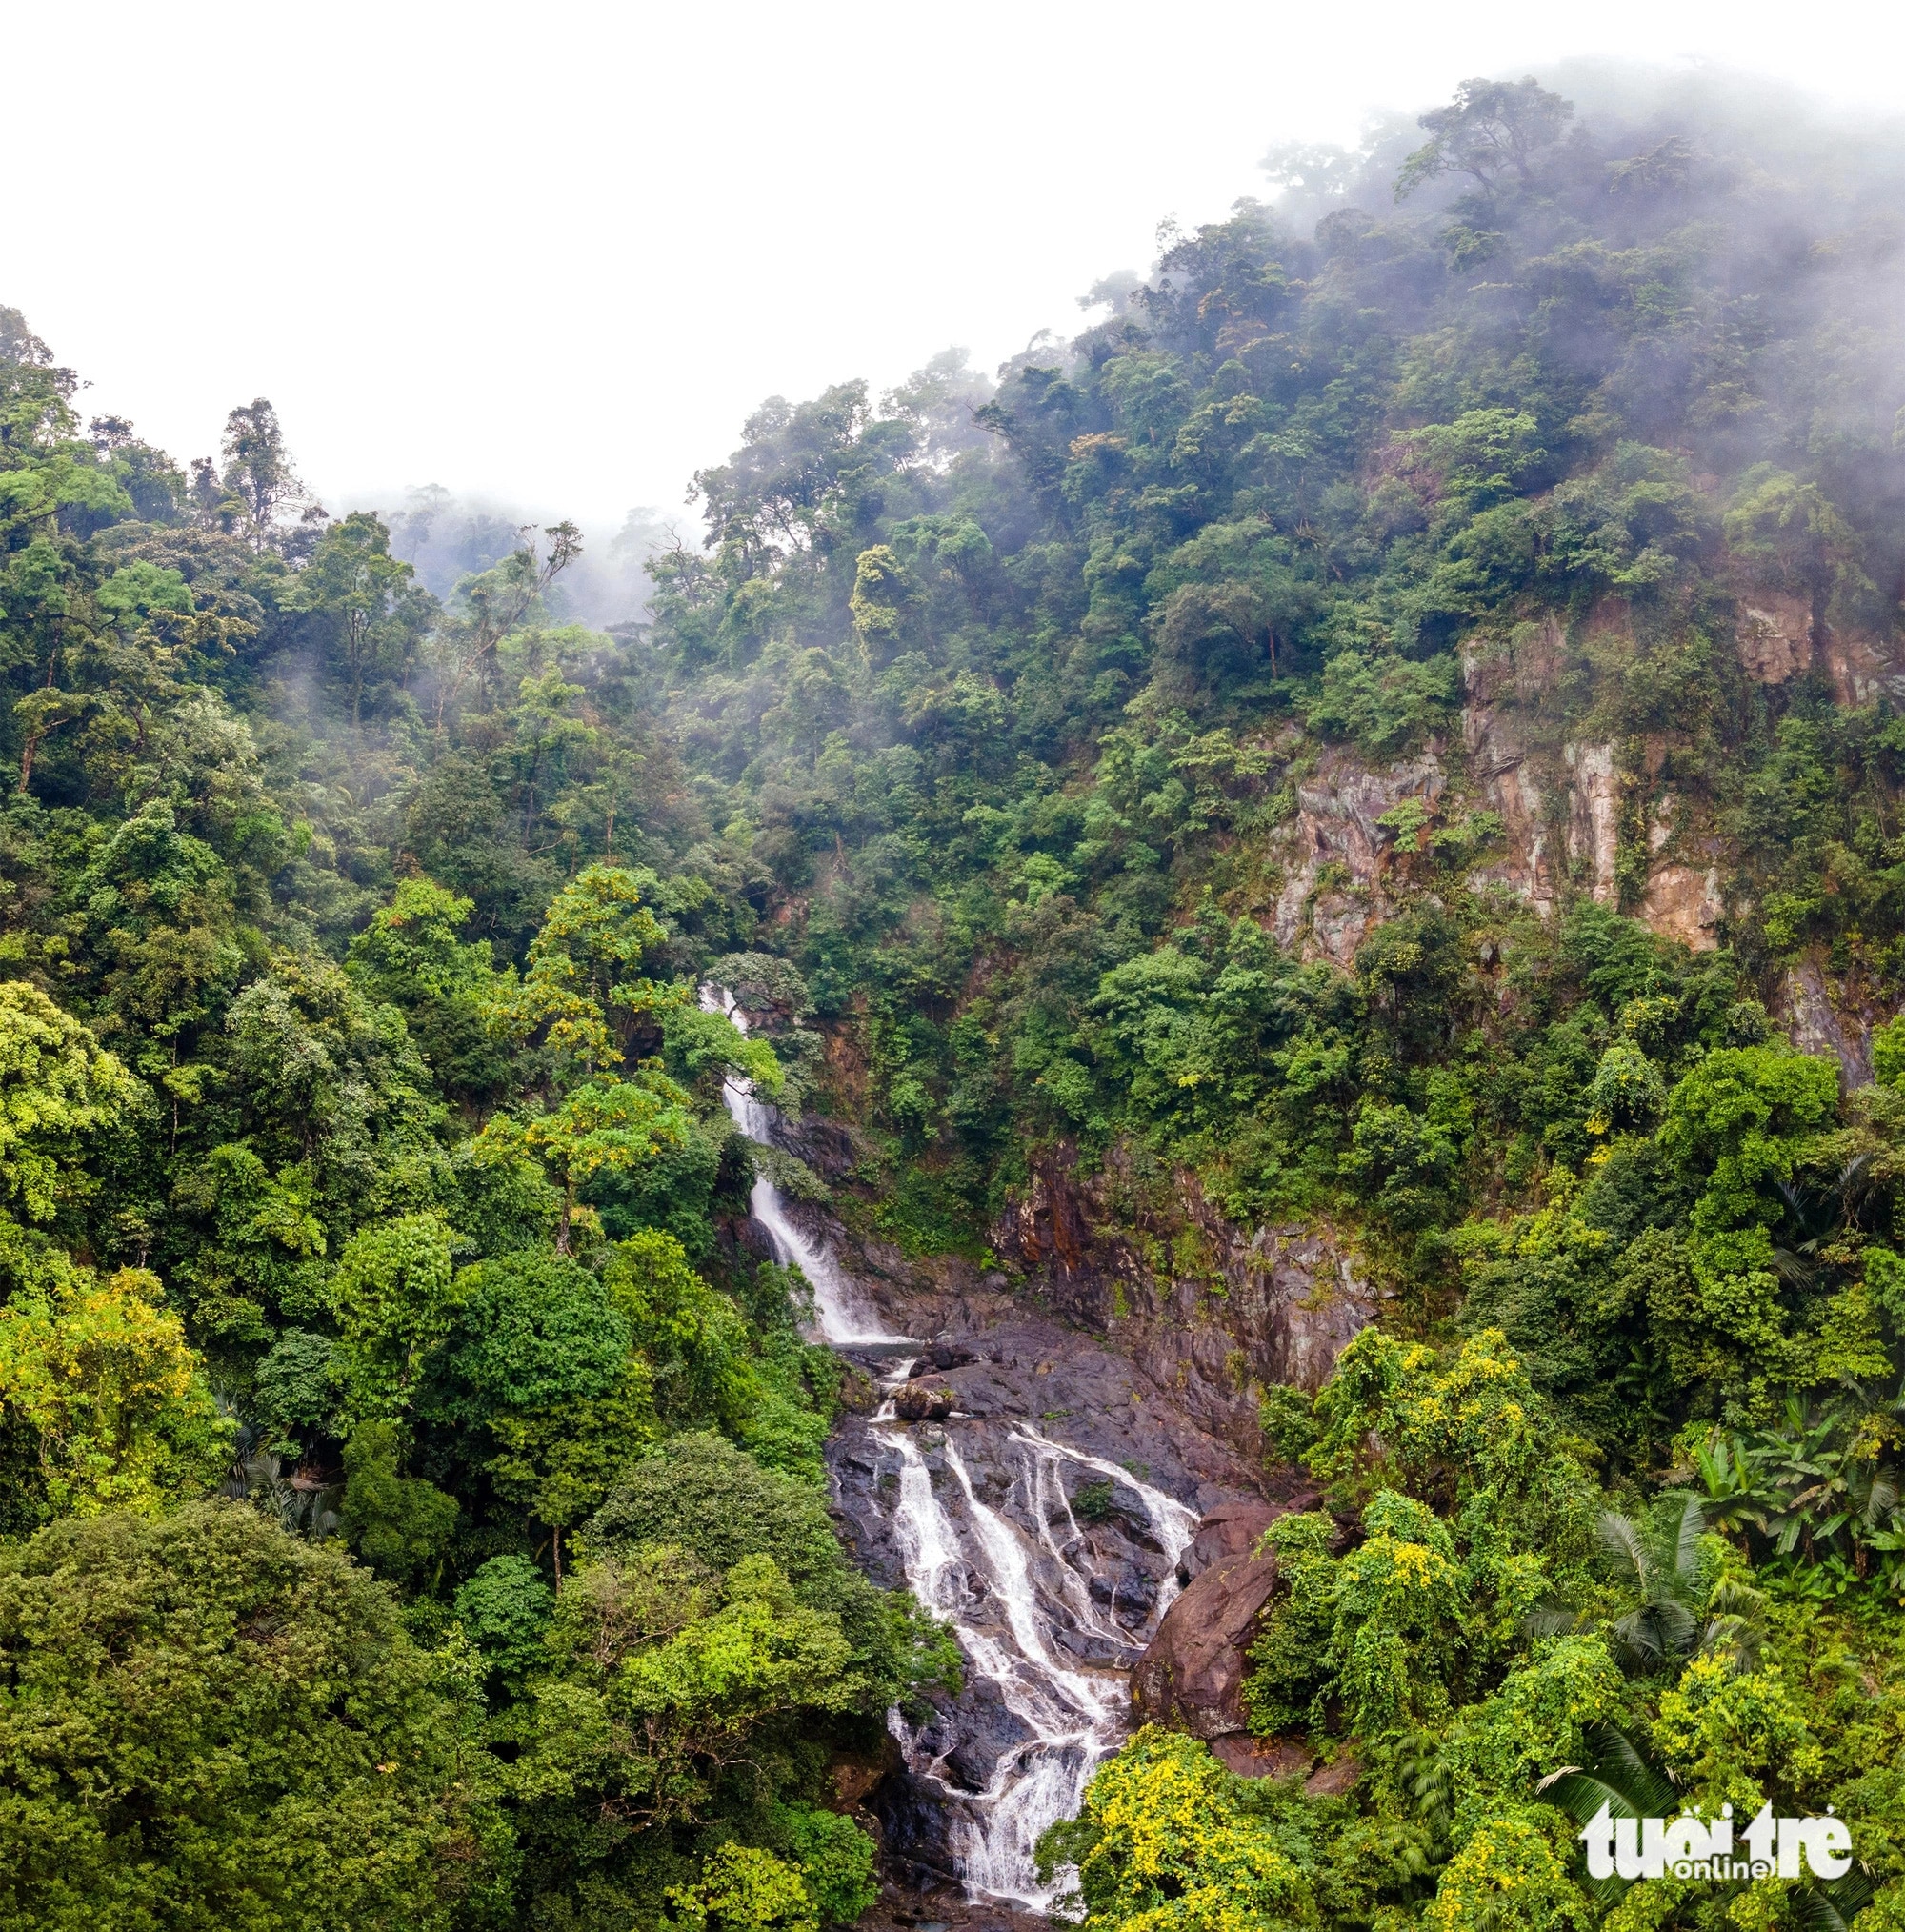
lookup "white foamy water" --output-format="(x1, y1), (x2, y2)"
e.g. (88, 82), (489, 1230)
(700, 986), (905, 1344)
(1008, 1423), (1201, 1623)
(879, 1423), (1197, 1906)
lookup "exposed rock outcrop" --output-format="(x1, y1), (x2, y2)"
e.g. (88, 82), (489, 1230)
(1210, 1735), (1314, 1779)
(1775, 956), (1877, 1090)
(892, 1381), (957, 1421)
(1737, 594), (1814, 684)
(1176, 1500), (1283, 1586)
(1272, 745), (1444, 965)
(1463, 711), (1554, 910)
(1641, 861), (1723, 951)
(1818, 621), (1905, 707)
(1131, 1493), (1327, 1777)
(1730, 591), (1905, 706)
(1564, 740), (1618, 903)
(1459, 623), (1564, 916)
(989, 1145), (1377, 1460)
(1131, 1540), (1281, 1740)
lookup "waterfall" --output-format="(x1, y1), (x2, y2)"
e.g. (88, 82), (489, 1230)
(707, 985), (1202, 1908)
(701, 986), (904, 1345)
(877, 1421), (1197, 1906)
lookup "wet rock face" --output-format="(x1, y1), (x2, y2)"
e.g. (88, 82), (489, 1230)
(986, 1146), (1376, 1461)
(1133, 1497), (1324, 1770)
(893, 1382), (958, 1421)
(752, 1077), (1328, 1902)
(769, 1095), (1353, 1892)
(1131, 1543), (1280, 1741)
(1176, 1501), (1284, 1586)
(912, 1343), (979, 1376)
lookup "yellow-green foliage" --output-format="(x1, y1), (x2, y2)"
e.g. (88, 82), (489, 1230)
(1309, 1328), (1596, 1545)
(0, 1259), (228, 1522)
(1225, 1315), (1905, 1929)
(0, 981), (136, 1228)
(488, 863), (673, 1075)
(1331, 1492), (1463, 1733)
(1420, 1811), (1592, 1932)
(1247, 1331), (1597, 1743)
(1442, 1637), (1626, 1832)
(666, 1842), (817, 1932)
(511, 1547), (868, 1834)
(1653, 1653), (1823, 1809)
(1043, 1727), (1317, 1932)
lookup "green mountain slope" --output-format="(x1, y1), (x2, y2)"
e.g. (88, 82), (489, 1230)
(4, 64), (1905, 1932)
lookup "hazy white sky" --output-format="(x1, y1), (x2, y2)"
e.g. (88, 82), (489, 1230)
(10, 0), (1905, 532)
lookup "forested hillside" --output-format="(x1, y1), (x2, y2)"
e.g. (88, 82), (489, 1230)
(7, 63), (1905, 1932)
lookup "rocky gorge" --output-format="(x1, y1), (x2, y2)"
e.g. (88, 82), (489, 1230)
(712, 988), (1366, 1919)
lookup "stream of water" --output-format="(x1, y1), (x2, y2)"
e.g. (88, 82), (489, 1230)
(704, 986), (1200, 1907)
(881, 1415), (1197, 1904)
(702, 987), (904, 1345)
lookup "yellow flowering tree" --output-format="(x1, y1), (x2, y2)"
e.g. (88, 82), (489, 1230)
(1422, 1811), (1593, 1932)
(1036, 1726), (1318, 1932)
(0, 1259), (228, 1522)
(1249, 1330), (1598, 1741)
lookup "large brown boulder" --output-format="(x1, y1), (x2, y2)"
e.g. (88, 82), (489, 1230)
(1132, 1542), (1280, 1739)
(1175, 1501), (1280, 1585)
(892, 1382), (956, 1421)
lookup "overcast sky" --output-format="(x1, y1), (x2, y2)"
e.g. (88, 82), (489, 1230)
(10, 1), (1905, 534)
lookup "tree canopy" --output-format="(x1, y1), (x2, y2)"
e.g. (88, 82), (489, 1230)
(8, 63), (1905, 1932)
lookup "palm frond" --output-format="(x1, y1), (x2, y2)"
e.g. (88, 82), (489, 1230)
(1535, 1723), (1675, 1824)
(1595, 1510), (1649, 1587)
(1521, 1602), (1580, 1642)
(1668, 1491), (1708, 1583)
(1792, 1868), (1875, 1932)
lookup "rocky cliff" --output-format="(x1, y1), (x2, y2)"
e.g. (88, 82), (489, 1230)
(1257, 594), (1905, 1087)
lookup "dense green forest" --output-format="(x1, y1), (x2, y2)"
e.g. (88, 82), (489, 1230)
(9, 62), (1905, 1932)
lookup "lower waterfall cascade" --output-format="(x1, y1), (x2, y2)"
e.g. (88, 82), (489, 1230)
(875, 1410), (1197, 1905)
(704, 985), (1212, 1909)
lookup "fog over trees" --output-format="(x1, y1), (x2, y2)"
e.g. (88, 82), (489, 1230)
(6, 65), (1905, 1932)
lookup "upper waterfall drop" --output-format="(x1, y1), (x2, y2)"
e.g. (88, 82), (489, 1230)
(700, 986), (907, 1345)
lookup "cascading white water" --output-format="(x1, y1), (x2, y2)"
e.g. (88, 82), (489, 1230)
(705, 984), (1201, 1907)
(1008, 1423), (1201, 1621)
(879, 1419), (1197, 1906)
(701, 986), (904, 1345)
